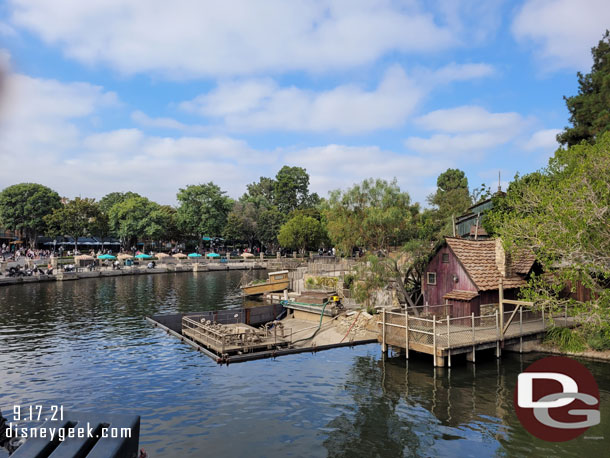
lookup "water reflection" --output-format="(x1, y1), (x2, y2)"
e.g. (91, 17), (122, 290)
(322, 352), (609, 457)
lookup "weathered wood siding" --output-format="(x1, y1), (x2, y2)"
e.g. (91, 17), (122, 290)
(423, 246), (476, 305)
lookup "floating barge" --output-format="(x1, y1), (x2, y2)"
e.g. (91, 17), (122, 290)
(147, 303), (377, 364)
(241, 270), (290, 296)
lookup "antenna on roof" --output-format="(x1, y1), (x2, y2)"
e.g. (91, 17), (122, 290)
(497, 171), (501, 193)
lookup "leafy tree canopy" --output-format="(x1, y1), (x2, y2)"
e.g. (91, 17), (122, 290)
(44, 197), (102, 246)
(557, 30), (610, 147)
(488, 132), (610, 336)
(325, 178), (415, 255)
(278, 214), (325, 254)
(0, 183), (61, 244)
(176, 183), (233, 248)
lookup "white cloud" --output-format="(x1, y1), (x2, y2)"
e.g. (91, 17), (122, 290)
(512, 0), (610, 70)
(181, 66), (423, 134)
(426, 62), (495, 85)
(283, 144), (450, 203)
(179, 63), (494, 134)
(406, 106), (526, 155)
(9, 0), (458, 77)
(523, 128), (561, 151)
(415, 106), (524, 133)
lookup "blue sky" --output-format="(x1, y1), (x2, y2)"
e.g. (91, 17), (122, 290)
(0, 0), (608, 206)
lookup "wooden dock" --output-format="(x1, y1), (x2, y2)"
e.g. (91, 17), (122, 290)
(379, 301), (575, 367)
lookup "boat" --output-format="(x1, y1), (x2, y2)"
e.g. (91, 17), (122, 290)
(241, 270), (290, 296)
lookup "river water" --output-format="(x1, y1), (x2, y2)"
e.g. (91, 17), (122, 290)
(0, 271), (608, 457)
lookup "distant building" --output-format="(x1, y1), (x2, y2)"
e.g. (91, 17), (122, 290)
(422, 237), (536, 317)
(455, 194), (503, 239)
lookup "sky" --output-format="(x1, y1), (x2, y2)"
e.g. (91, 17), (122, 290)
(0, 0), (608, 207)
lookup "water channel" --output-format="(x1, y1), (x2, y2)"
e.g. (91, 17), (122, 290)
(0, 271), (608, 457)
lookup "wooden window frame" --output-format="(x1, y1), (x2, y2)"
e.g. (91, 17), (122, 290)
(442, 253), (449, 263)
(427, 272), (437, 285)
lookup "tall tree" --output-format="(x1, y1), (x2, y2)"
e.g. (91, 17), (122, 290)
(98, 192), (141, 215)
(44, 197), (102, 253)
(557, 30), (610, 147)
(273, 166), (317, 214)
(325, 178), (415, 255)
(107, 195), (160, 249)
(427, 168), (471, 218)
(0, 183), (61, 246)
(256, 207), (285, 253)
(278, 214), (325, 254)
(223, 201), (258, 247)
(488, 132), (610, 345)
(176, 183), (233, 251)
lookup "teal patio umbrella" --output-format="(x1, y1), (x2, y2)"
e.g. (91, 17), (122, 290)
(188, 253), (203, 258)
(206, 253), (220, 258)
(97, 254), (116, 260)
(135, 253), (152, 259)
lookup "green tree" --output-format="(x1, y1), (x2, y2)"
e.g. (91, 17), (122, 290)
(256, 207), (285, 252)
(488, 132), (610, 344)
(0, 183), (61, 246)
(278, 214), (325, 254)
(44, 197), (102, 253)
(108, 195), (161, 248)
(557, 30), (610, 147)
(176, 183), (233, 250)
(145, 205), (178, 248)
(223, 201), (258, 247)
(98, 192), (141, 215)
(427, 168), (471, 218)
(325, 178), (416, 255)
(273, 166), (317, 214)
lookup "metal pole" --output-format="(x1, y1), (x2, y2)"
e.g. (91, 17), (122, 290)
(447, 314), (451, 368)
(433, 315), (437, 367)
(405, 311), (409, 360)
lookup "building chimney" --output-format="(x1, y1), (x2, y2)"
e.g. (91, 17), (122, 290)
(495, 239), (512, 277)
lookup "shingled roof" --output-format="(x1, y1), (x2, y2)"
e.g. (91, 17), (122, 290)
(445, 238), (534, 291)
(443, 290), (479, 301)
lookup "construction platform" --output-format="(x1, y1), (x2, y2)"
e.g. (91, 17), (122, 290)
(147, 303), (378, 364)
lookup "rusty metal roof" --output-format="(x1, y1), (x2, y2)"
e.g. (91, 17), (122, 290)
(445, 237), (532, 291)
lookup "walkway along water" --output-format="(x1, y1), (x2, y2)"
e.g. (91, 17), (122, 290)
(380, 284), (576, 367)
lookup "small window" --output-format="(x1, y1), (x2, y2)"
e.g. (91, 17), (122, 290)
(427, 272), (437, 285)
(442, 253), (449, 263)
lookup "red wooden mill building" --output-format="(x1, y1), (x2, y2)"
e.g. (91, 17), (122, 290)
(422, 237), (536, 316)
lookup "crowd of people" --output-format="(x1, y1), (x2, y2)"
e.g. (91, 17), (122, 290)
(1, 244), (53, 261)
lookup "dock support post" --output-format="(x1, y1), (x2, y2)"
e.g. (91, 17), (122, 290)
(542, 305), (545, 331)
(469, 312), (475, 363)
(519, 307), (523, 353)
(382, 308), (387, 354)
(495, 309), (501, 358)
(446, 315), (451, 368)
(433, 315), (437, 367)
(564, 304), (568, 327)
(405, 311), (409, 360)
(499, 279), (504, 341)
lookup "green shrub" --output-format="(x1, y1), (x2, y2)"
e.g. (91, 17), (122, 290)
(587, 329), (610, 351)
(545, 327), (586, 353)
(343, 273), (356, 290)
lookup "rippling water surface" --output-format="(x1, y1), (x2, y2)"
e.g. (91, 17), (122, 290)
(0, 271), (608, 457)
